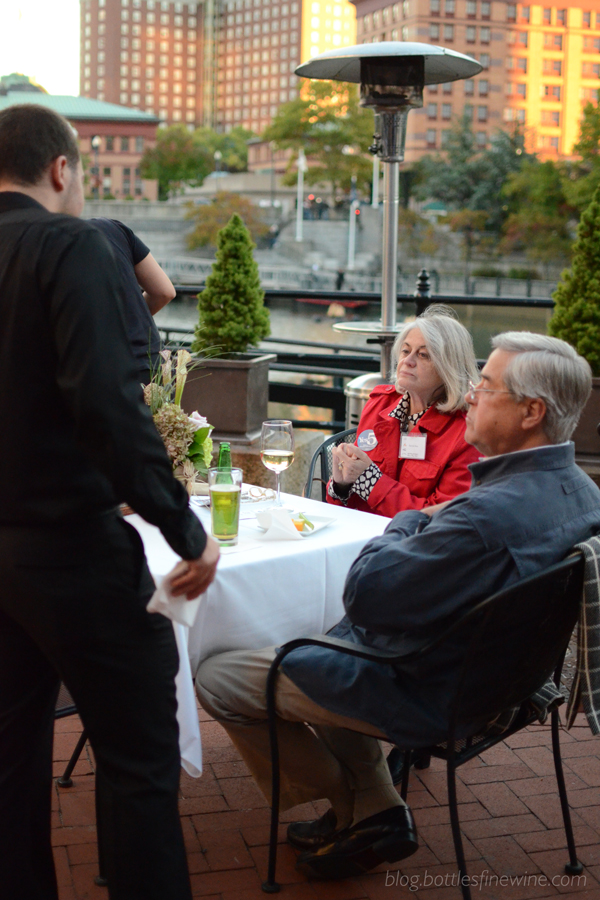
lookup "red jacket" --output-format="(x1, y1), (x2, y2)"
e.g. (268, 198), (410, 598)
(327, 384), (481, 518)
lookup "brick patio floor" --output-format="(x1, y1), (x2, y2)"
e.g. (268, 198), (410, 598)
(52, 705), (600, 900)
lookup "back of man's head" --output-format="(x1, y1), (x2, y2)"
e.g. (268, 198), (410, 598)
(492, 332), (592, 444)
(0, 105), (80, 187)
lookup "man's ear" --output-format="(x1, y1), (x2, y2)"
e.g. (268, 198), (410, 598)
(521, 397), (546, 433)
(48, 156), (69, 193)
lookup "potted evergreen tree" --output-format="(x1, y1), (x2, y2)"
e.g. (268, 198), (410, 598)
(548, 185), (600, 454)
(181, 213), (275, 442)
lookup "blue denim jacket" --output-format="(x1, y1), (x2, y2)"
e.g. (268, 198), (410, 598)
(282, 443), (600, 746)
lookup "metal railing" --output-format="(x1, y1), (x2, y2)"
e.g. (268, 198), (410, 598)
(164, 270), (555, 431)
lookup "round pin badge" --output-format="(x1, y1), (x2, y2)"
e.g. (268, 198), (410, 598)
(357, 429), (378, 450)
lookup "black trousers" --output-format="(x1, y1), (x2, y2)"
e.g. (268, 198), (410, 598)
(0, 514), (192, 900)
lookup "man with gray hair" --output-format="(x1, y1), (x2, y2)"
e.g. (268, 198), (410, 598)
(196, 331), (600, 881)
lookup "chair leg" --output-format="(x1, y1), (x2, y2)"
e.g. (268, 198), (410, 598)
(551, 708), (583, 876)
(56, 729), (88, 788)
(262, 652), (285, 894)
(400, 750), (412, 802)
(447, 755), (471, 900)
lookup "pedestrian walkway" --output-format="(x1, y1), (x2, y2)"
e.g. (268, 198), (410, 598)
(52, 705), (600, 900)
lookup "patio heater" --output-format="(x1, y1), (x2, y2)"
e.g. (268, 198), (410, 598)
(295, 43), (482, 426)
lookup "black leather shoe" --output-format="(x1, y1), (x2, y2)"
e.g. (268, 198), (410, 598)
(287, 808), (339, 850)
(296, 805), (418, 880)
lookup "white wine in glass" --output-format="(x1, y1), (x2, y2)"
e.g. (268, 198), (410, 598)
(260, 420), (294, 507)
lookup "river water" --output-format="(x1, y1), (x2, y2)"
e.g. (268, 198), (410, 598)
(155, 296), (552, 361)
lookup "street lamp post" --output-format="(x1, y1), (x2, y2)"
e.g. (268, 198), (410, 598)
(295, 148), (307, 243)
(91, 135), (101, 200)
(295, 42), (481, 385)
(213, 149), (222, 195)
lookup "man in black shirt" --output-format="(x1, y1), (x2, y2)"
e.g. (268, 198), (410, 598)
(91, 217), (175, 382)
(0, 104), (219, 900)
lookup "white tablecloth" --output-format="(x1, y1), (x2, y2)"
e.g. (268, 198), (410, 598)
(130, 492), (389, 776)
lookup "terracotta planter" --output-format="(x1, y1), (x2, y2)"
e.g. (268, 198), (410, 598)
(180, 352), (276, 444)
(572, 377), (600, 456)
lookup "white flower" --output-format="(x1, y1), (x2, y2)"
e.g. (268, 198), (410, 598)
(189, 411), (209, 431)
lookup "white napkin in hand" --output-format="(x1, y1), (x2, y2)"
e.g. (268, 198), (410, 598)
(256, 508), (303, 541)
(147, 561), (203, 627)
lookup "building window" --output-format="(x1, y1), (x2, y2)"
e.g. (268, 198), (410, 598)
(106, 136), (114, 151)
(543, 85), (561, 100)
(464, 80), (474, 95)
(516, 83), (527, 98)
(541, 110), (560, 125)
(507, 4), (516, 21)
(481, 1), (490, 18)
(479, 52), (490, 68)
(426, 129), (436, 147)
(480, 27), (490, 43)
(584, 36), (600, 52)
(444, 24), (454, 40)
(466, 0), (476, 16)
(121, 137), (130, 151)
(479, 79), (489, 95)
(135, 136), (144, 152)
(443, 82), (452, 94)
(543, 59), (561, 75)
(543, 7), (551, 24)
(520, 6), (530, 22)
(477, 105), (488, 121)
(517, 57), (528, 72)
(430, 23), (440, 39)
(427, 102), (438, 118)
(430, 0), (440, 14)
(466, 26), (476, 42)
(444, 0), (455, 15)
(442, 103), (451, 118)
(476, 131), (487, 146)
(544, 33), (562, 50)
(583, 11), (591, 28)
(441, 129), (451, 147)
(556, 9), (566, 25)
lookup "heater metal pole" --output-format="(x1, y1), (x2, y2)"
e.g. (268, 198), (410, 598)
(380, 160), (399, 379)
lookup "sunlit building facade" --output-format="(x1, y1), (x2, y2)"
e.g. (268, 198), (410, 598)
(352, 0), (600, 160)
(80, 0), (356, 134)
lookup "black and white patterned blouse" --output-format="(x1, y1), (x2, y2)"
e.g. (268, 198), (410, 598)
(328, 392), (430, 504)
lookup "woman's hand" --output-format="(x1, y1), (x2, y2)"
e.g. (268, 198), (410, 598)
(332, 443), (372, 486)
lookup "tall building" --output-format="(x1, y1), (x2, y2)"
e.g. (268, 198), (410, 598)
(80, 0), (357, 135)
(80, 0), (205, 126)
(215, 0), (356, 134)
(352, 0), (600, 161)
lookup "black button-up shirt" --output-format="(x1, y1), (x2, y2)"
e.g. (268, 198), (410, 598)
(0, 192), (205, 560)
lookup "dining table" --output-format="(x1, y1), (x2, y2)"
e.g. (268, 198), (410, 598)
(127, 489), (390, 776)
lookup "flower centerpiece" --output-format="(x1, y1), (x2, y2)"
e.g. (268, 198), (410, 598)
(144, 349), (213, 494)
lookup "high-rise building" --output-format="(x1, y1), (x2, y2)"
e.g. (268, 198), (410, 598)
(81, 0), (357, 134)
(215, 0), (356, 134)
(352, 0), (600, 161)
(80, 0), (206, 127)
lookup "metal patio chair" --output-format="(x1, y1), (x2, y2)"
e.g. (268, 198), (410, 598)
(303, 428), (357, 502)
(261, 554), (585, 898)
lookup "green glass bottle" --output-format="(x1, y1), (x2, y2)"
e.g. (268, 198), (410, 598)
(216, 442), (233, 483)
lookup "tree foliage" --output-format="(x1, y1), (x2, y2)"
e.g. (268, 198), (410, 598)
(186, 192), (269, 249)
(548, 185), (600, 374)
(140, 125), (212, 199)
(562, 102), (600, 214)
(263, 81), (374, 197)
(500, 160), (574, 267)
(192, 214), (270, 355)
(140, 125), (254, 200)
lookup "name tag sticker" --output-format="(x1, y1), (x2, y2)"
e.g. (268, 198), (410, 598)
(400, 433), (427, 460)
(357, 429), (378, 451)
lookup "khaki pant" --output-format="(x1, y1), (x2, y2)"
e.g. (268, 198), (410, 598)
(196, 647), (404, 828)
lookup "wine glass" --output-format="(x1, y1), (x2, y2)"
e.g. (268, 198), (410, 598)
(260, 420), (295, 507)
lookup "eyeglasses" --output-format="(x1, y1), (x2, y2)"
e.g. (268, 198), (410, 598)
(467, 380), (513, 402)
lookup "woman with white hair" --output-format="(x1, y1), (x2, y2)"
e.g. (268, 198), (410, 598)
(327, 304), (481, 518)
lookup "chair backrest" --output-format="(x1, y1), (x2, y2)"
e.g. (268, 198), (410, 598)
(55, 683), (77, 720)
(441, 555), (583, 738)
(304, 428), (358, 501)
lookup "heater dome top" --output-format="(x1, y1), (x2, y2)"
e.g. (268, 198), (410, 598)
(295, 41), (482, 86)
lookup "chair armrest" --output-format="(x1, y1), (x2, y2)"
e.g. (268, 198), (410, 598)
(276, 632), (432, 665)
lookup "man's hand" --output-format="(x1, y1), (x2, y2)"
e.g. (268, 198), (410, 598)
(331, 443), (372, 486)
(170, 536), (220, 600)
(421, 500), (452, 517)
